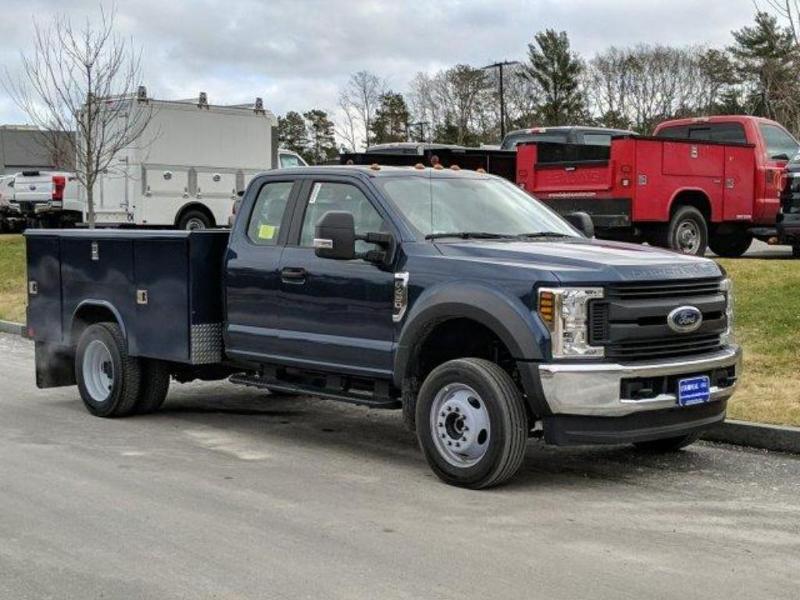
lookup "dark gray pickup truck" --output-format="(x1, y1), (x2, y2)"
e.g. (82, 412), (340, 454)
(26, 165), (741, 488)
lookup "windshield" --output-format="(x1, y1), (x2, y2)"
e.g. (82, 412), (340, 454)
(375, 174), (579, 240)
(280, 153), (304, 168)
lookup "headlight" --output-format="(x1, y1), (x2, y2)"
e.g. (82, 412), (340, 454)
(538, 287), (605, 359)
(720, 278), (735, 346)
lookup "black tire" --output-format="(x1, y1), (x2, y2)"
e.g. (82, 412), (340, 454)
(708, 231), (753, 258)
(633, 432), (700, 453)
(75, 322), (141, 418)
(135, 359), (171, 414)
(177, 209), (212, 230)
(652, 206), (708, 255)
(415, 358), (528, 489)
(793, 244), (800, 258)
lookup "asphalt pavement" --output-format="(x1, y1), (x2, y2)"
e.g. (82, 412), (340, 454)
(1, 332), (799, 599)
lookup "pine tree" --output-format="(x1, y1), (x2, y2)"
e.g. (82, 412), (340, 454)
(521, 29), (585, 125)
(303, 109), (337, 165)
(370, 92), (411, 145)
(278, 111), (309, 160)
(729, 12), (800, 122)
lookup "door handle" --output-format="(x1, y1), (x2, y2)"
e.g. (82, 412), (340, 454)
(281, 267), (307, 284)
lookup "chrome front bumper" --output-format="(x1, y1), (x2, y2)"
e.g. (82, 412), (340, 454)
(538, 345), (742, 417)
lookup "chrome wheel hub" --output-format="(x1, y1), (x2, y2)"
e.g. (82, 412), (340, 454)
(676, 221), (700, 254)
(185, 218), (207, 230)
(430, 383), (491, 467)
(83, 340), (114, 402)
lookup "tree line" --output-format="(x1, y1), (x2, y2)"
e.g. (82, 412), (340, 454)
(281, 8), (800, 163)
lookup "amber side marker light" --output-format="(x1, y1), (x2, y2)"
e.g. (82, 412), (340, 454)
(538, 290), (555, 327)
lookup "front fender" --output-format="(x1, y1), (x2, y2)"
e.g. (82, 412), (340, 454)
(394, 281), (547, 386)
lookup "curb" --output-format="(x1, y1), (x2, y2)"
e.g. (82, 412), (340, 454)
(701, 419), (800, 454)
(0, 317), (797, 455)
(0, 320), (24, 336)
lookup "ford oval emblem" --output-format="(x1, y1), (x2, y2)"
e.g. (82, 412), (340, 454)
(667, 306), (703, 333)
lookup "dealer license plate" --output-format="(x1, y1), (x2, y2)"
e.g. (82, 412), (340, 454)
(678, 376), (711, 406)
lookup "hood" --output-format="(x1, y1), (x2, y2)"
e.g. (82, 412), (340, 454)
(433, 238), (722, 284)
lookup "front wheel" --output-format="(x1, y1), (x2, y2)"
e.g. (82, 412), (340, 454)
(75, 323), (142, 417)
(415, 358), (528, 489)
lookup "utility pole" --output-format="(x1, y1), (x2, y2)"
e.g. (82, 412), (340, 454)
(407, 120), (430, 143)
(481, 60), (520, 139)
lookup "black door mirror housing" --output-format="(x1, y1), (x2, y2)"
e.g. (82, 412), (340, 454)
(565, 211), (595, 238)
(314, 211), (357, 260)
(771, 153), (791, 161)
(314, 210), (397, 265)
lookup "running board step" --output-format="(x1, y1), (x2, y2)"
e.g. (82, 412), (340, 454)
(229, 373), (401, 409)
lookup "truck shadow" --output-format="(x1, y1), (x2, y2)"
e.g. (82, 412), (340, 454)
(152, 385), (724, 491)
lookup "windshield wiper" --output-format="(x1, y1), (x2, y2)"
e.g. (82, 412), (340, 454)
(425, 231), (512, 240)
(514, 232), (575, 239)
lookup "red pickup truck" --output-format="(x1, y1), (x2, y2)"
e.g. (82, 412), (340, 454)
(515, 116), (799, 256)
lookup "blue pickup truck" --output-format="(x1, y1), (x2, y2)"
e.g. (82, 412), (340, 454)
(26, 165), (741, 488)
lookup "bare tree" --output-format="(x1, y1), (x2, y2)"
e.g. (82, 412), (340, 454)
(339, 70), (385, 149)
(4, 6), (151, 227)
(335, 92), (360, 152)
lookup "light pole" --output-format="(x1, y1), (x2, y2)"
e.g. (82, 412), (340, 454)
(481, 60), (520, 139)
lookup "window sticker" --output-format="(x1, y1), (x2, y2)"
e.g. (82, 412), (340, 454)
(258, 224), (276, 240)
(309, 183), (322, 204)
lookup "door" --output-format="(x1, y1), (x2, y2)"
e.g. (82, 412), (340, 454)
(224, 179), (298, 361)
(277, 179), (397, 377)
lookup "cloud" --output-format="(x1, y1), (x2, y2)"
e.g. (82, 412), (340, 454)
(0, 0), (758, 128)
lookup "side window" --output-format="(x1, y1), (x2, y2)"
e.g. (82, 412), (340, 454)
(656, 126), (688, 139)
(299, 182), (385, 252)
(246, 181), (294, 245)
(759, 123), (799, 160)
(279, 153), (302, 168)
(582, 133), (612, 146)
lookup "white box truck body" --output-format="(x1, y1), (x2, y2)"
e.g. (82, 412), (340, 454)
(85, 95), (278, 228)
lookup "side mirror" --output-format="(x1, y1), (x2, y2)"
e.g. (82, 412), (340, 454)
(314, 211), (356, 260)
(565, 212), (595, 238)
(314, 210), (397, 265)
(771, 153), (791, 161)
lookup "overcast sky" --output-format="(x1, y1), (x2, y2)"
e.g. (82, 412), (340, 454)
(0, 0), (763, 126)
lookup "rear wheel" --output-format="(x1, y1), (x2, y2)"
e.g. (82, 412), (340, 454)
(75, 323), (141, 418)
(135, 360), (171, 414)
(793, 244), (800, 258)
(415, 358), (528, 489)
(633, 432), (700, 453)
(709, 231), (753, 257)
(177, 209), (212, 230)
(653, 206), (708, 255)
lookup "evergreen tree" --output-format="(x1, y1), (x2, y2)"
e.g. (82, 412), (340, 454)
(370, 92), (411, 145)
(521, 29), (585, 125)
(729, 12), (800, 122)
(278, 111), (309, 159)
(303, 109), (337, 164)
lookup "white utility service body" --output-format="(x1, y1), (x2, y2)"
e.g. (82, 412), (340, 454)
(87, 96), (279, 228)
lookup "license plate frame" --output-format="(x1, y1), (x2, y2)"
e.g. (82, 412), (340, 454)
(678, 375), (711, 406)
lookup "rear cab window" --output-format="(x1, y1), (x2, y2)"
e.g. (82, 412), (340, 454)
(656, 123), (747, 144)
(246, 181), (294, 245)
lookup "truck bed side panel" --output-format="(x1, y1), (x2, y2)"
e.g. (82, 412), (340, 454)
(132, 239), (190, 361)
(26, 236), (63, 343)
(60, 237), (136, 344)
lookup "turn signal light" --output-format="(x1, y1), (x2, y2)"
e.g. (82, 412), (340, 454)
(538, 290), (555, 326)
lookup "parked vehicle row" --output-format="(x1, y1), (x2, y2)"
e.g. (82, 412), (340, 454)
(350, 116), (800, 257)
(27, 164), (740, 488)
